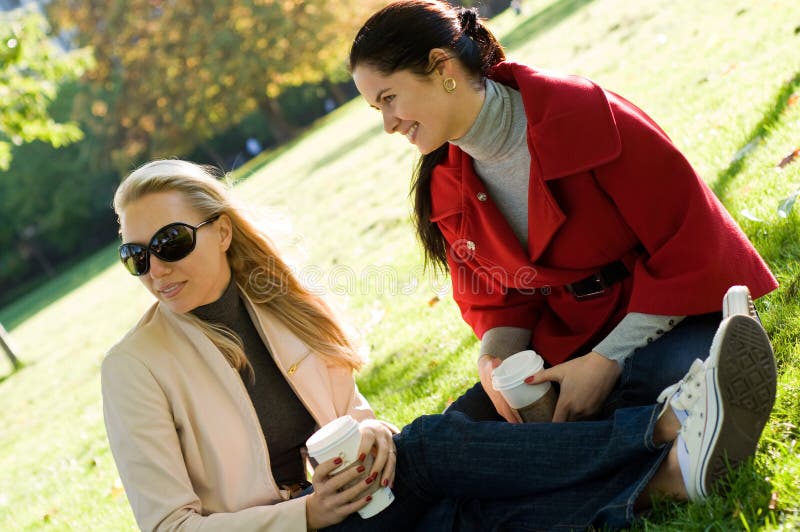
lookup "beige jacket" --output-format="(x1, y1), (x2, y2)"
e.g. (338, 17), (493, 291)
(102, 292), (376, 532)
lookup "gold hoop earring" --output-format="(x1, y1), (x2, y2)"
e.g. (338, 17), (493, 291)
(443, 77), (457, 93)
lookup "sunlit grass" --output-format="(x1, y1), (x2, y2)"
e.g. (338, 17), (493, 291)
(1, 0), (799, 529)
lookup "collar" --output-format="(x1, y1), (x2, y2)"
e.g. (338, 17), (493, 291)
(190, 273), (240, 328)
(451, 78), (519, 162)
(486, 61), (621, 180)
(431, 62), (622, 262)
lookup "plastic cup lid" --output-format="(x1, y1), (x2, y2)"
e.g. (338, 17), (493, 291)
(491, 350), (544, 390)
(306, 415), (360, 457)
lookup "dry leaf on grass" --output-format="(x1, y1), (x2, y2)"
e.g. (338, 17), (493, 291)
(777, 147), (800, 168)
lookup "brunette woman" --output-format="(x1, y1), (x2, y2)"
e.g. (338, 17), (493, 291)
(349, 0), (778, 424)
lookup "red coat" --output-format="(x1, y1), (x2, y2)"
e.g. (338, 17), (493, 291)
(430, 61), (777, 365)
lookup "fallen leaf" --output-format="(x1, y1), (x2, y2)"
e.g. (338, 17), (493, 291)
(110, 482), (125, 499)
(427, 295), (440, 307)
(777, 147), (800, 168)
(768, 491), (779, 510)
(722, 63), (738, 75)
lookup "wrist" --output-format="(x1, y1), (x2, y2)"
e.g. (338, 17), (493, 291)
(590, 351), (622, 376)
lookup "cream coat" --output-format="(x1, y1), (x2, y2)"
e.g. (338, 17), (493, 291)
(102, 291), (376, 532)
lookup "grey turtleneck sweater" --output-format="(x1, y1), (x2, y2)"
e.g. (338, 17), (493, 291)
(451, 79), (684, 365)
(192, 276), (316, 486)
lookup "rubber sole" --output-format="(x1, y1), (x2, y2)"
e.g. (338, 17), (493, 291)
(722, 285), (759, 322)
(699, 315), (777, 497)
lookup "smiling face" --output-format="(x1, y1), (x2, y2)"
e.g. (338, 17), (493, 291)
(118, 191), (232, 314)
(352, 62), (476, 155)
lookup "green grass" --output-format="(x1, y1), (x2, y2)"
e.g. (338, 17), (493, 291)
(1, 0), (799, 529)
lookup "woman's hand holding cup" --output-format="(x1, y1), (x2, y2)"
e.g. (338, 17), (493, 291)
(479, 355), (523, 423)
(357, 419), (397, 489)
(306, 416), (396, 524)
(307, 455), (373, 529)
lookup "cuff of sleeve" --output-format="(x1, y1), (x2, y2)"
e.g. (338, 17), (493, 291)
(593, 314), (686, 367)
(479, 327), (532, 361)
(593, 346), (630, 368)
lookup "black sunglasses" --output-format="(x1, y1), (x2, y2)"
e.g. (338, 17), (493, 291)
(119, 216), (220, 276)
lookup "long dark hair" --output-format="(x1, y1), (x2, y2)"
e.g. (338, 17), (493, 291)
(349, 0), (505, 271)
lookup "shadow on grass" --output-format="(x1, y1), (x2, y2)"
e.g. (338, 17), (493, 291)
(0, 360), (31, 385)
(0, 243), (119, 332)
(357, 331), (478, 412)
(500, 0), (598, 51)
(712, 70), (800, 200)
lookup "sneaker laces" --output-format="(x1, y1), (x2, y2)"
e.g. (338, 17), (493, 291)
(657, 358), (706, 417)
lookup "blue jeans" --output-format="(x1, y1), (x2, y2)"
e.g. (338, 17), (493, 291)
(323, 406), (668, 531)
(445, 312), (721, 422)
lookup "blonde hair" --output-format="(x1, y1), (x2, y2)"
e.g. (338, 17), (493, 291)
(114, 159), (363, 376)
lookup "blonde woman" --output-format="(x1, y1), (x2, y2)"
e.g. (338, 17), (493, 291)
(104, 159), (776, 531)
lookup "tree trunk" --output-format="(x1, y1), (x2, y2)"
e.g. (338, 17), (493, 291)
(19, 240), (56, 278)
(258, 96), (296, 145)
(0, 323), (21, 371)
(326, 81), (350, 106)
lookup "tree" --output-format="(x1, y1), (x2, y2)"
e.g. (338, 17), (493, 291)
(47, 0), (382, 171)
(0, 8), (92, 171)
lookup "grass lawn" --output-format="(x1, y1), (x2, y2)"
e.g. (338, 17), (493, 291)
(1, 0), (799, 529)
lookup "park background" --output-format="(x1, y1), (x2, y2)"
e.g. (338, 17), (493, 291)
(1, 0), (799, 529)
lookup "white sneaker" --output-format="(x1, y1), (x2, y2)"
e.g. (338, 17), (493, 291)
(722, 285), (759, 322)
(658, 314), (776, 500)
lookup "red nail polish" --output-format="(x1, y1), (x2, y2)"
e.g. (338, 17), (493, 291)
(334, 457), (343, 465)
(358, 453), (366, 462)
(366, 495), (373, 502)
(524, 376), (535, 384)
(371, 471), (379, 481)
(382, 478), (389, 487)
(365, 476), (374, 485)
(357, 465), (365, 473)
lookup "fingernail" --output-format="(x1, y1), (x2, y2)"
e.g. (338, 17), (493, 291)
(371, 471), (379, 481)
(334, 457), (343, 465)
(382, 478), (389, 487)
(358, 453), (366, 462)
(524, 376), (534, 384)
(366, 495), (373, 502)
(357, 465), (366, 473)
(365, 476), (374, 485)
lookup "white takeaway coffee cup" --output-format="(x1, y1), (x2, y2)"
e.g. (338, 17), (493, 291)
(305, 415), (394, 519)
(492, 350), (557, 422)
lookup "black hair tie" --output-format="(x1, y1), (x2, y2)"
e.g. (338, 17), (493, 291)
(458, 7), (479, 36)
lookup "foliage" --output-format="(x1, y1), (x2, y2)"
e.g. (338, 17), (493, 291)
(47, 0), (382, 171)
(0, 8), (92, 171)
(0, 81), (119, 306)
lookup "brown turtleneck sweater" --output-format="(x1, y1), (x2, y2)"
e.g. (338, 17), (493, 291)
(192, 277), (316, 486)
